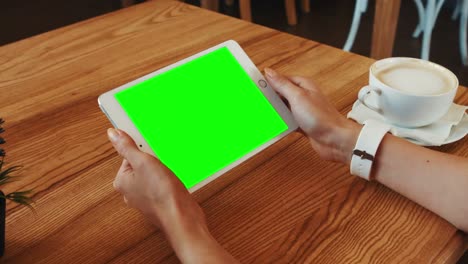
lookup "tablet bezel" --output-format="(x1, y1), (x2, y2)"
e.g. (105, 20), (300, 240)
(98, 40), (298, 193)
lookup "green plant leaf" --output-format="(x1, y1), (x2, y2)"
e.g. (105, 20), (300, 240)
(0, 118), (35, 211)
(1, 190), (34, 210)
(0, 165), (22, 186)
(0, 176), (16, 186)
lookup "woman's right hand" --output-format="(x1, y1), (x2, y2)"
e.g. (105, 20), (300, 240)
(265, 68), (360, 164)
(107, 128), (206, 230)
(107, 128), (239, 263)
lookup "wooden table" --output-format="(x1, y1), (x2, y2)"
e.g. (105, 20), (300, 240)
(0, 1), (466, 263)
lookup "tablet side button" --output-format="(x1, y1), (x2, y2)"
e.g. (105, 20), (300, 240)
(99, 105), (118, 128)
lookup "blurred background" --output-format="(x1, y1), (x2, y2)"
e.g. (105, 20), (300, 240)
(0, 0), (466, 85)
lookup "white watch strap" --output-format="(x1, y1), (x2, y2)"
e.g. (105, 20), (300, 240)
(350, 119), (391, 180)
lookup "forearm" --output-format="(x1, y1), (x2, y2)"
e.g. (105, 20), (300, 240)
(340, 123), (468, 232)
(372, 135), (468, 232)
(157, 205), (239, 264)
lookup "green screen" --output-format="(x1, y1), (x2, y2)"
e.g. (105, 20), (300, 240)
(115, 47), (288, 189)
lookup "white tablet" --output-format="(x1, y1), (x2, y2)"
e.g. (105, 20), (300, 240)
(98, 40), (298, 192)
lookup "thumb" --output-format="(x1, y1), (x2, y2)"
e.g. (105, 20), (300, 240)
(264, 68), (304, 102)
(107, 128), (146, 166)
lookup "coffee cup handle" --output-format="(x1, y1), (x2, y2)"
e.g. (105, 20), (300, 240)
(358, 85), (382, 113)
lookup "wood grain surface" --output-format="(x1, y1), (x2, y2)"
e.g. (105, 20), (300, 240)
(0, 1), (466, 263)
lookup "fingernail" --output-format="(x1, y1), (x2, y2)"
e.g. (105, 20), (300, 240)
(265, 68), (278, 79)
(107, 128), (120, 143)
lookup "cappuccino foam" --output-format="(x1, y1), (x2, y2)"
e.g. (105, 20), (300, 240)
(374, 62), (454, 95)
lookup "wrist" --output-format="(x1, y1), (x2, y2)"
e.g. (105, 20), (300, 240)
(164, 210), (213, 251)
(161, 205), (232, 263)
(151, 197), (217, 260)
(154, 195), (209, 238)
(334, 120), (361, 165)
(349, 120), (391, 180)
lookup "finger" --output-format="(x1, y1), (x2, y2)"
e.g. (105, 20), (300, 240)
(107, 128), (147, 167)
(118, 159), (132, 174)
(288, 76), (319, 92)
(113, 179), (119, 191)
(123, 196), (129, 205)
(279, 94), (290, 109)
(264, 68), (305, 101)
(113, 159), (132, 192)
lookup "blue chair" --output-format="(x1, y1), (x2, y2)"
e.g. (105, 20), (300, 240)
(452, 0), (468, 65)
(344, 0), (468, 65)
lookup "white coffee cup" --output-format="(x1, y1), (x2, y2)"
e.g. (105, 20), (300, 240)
(358, 57), (459, 128)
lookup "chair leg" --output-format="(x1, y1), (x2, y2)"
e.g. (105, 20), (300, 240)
(370, 0), (401, 59)
(343, 0), (367, 51)
(285, 0), (298, 25)
(452, 0), (461, 20)
(301, 0), (311, 13)
(419, 0), (445, 60)
(413, 0), (425, 38)
(413, 0), (445, 38)
(239, 0), (252, 21)
(201, 0), (219, 11)
(460, 0), (468, 65)
(421, 0), (436, 60)
(433, 0), (446, 28)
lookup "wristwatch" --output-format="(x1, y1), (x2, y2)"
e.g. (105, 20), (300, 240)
(350, 119), (391, 180)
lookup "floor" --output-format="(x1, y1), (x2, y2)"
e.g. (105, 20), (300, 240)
(0, 0), (467, 262)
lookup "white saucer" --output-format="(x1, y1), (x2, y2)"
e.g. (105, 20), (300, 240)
(347, 95), (468, 147)
(407, 115), (468, 146)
